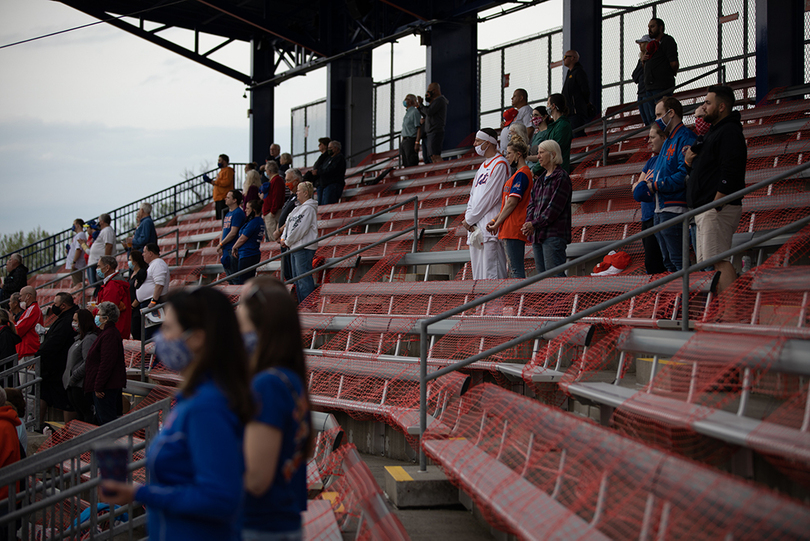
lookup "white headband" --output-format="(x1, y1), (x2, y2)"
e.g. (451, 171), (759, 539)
(475, 130), (497, 145)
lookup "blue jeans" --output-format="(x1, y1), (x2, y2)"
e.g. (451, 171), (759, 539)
(291, 249), (316, 304)
(502, 239), (527, 279)
(638, 94), (654, 125)
(242, 529), (302, 541)
(532, 237), (568, 277)
(235, 254), (261, 285)
(654, 211), (684, 272)
(320, 183), (344, 206)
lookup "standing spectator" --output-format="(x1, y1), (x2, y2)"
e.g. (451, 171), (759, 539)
(242, 163), (262, 210)
(217, 190), (246, 283)
(281, 181), (319, 304)
(538, 94), (573, 174)
(275, 168), (303, 281)
(261, 161), (285, 239)
(561, 50), (593, 133)
(632, 35), (654, 125)
(37, 292), (79, 424)
(649, 97), (695, 272)
(685, 85), (746, 293)
(269, 143), (282, 167)
(510, 88), (534, 138)
(632, 124), (668, 274)
(102, 288), (253, 541)
(128, 250), (148, 341)
(527, 106), (551, 169)
(400, 94), (422, 168)
(498, 108), (519, 155)
(15, 287), (42, 386)
(279, 153), (292, 174)
(87, 213), (116, 297)
(303, 137), (331, 188)
(130, 203), (157, 252)
(643, 18), (679, 107)
(487, 136), (534, 279)
(232, 199), (266, 286)
(84, 301), (125, 425)
(95, 255), (132, 339)
(204, 154), (235, 220)
(317, 141), (346, 206)
(8, 293), (22, 323)
(462, 129), (509, 280)
(4, 387), (27, 456)
(238, 277), (312, 540)
(136, 244), (170, 339)
(63, 309), (98, 423)
(0, 310), (20, 387)
(420, 82), (449, 164)
(522, 140), (572, 277)
(1, 254), (28, 303)
(0, 387), (21, 511)
(67, 220), (88, 287)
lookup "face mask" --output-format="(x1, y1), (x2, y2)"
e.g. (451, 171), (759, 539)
(217, 162), (225, 169)
(327, 149), (333, 156)
(655, 110), (673, 132)
(531, 116), (543, 127)
(474, 143), (487, 156)
(402, 100), (409, 108)
(51, 305), (62, 316)
(94, 315), (103, 327)
(285, 181), (295, 191)
(19, 301), (26, 310)
(72, 322), (79, 332)
(128, 261), (134, 271)
(153, 330), (193, 372)
(243, 331), (258, 356)
(96, 268), (105, 280)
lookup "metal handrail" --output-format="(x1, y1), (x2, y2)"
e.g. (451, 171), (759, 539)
(0, 355), (41, 431)
(136, 195), (422, 381)
(416, 158), (810, 470)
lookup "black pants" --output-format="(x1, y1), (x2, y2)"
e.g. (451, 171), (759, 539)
(235, 254), (261, 285)
(68, 386), (95, 424)
(400, 136), (418, 167)
(215, 200), (227, 221)
(642, 218), (667, 274)
(93, 388), (122, 426)
(131, 306), (142, 341)
(280, 245), (293, 282)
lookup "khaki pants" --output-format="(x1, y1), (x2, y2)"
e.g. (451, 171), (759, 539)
(263, 212), (279, 241)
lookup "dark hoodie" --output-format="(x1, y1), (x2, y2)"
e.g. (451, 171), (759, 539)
(686, 110), (746, 209)
(1, 262), (28, 301)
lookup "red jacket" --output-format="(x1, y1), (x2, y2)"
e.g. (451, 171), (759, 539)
(15, 302), (43, 357)
(262, 174), (285, 216)
(0, 405), (21, 499)
(96, 272), (132, 339)
(84, 324), (126, 393)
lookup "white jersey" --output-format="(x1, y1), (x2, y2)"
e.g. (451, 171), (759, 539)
(465, 154), (509, 243)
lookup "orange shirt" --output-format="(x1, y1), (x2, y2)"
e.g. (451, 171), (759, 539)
(212, 166), (235, 202)
(498, 165), (533, 241)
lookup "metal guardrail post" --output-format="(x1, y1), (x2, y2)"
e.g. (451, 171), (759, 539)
(419, 321), (429, 472)
(413, 201), (419, 253)
(34, 357), (40, 430)
(602, 116), (609, 165)
(682, 218), (691, 331)
(141, 308), (147, 383)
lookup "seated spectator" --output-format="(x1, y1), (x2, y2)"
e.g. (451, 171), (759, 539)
(0, 254), (28, 303)
(632, 124), (668, 274)
(536, 94), (573, 174)
(279, 153), (292, 174)
(95, 255), (131, 339)
(63, 309), (98, 424)
(4, 387), (27, 456)
(232, 199), (266, 286)
(486, 135), (533, 279)
(238, 277), (312, 539)
(499, 107), (519, 155)
(130, 203), (157, 252)
(136, 244), (170, 339)
(315, 141), (346, 205)
(522, 140), (572, 277)
(84, 301), (126, 425)
(281, 181), (318, 304)
(128, 250), (148, 340)
(38, 292), (79, 424)
(203, 154), (235, 220)
(303, 137), (331, 188)
(0, 310), (20, 388)
(261, 161), (285, 241)
(8, 293), (22, 323)
(242, 163), (262, 210)
(217, 190), (246, 284)
(0, 387), (22, 503)
(67, 219), (88, 287)
(527, 106), (551, 168)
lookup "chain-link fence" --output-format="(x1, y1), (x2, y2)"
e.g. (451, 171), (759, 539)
(373, 69), (427, 153)
(805, 6), (810, 84)
(290, 98), (327, 168)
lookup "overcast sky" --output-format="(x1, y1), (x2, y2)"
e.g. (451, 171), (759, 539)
(0, 0), (638, 238)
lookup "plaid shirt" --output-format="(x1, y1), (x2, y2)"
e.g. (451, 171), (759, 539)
(525, 165), (572, 244)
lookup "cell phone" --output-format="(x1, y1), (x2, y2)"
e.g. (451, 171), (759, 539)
(95, 443), (129, 495)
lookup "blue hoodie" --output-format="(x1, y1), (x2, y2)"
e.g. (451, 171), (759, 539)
(651, 123), (696, 209)
(633, 155), (658, 222)
(136, 379), (245, 541)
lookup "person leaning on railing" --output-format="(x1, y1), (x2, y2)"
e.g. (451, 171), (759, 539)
(281, 181), (318, 304)
(101, 287), (254, 541)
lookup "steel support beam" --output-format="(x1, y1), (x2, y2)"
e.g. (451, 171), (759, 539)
(755, 0), (804, 102)
(563, 0), (602, 117)
(327, 53), (373, 165)
(250, 37), (275, 164)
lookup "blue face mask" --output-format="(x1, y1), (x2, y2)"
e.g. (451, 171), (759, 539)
(153, 330), (193, 372)
(243, 331), (258, 356)
(94, 315), (103, 327)
(402, 100), (408, 108)
(96, 268), (105, 280)
(128, 261), (134, 271)
(217, 162), (225, 169)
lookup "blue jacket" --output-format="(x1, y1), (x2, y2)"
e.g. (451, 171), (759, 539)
(633, 155), (658, 222)
(651, 123), (695, 209)
(132, 216), (157, 251)
(136, 379), (245, 541)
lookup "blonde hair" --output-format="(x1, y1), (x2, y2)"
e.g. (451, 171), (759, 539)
(299, 181), (315, 198)
(538, 140), (563, 166)
(243, 169), (262, 193)
(507, 134), (528, 157)
(508, 123), (530, 146)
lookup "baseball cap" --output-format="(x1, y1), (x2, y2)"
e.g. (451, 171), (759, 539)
(635, 35), (653, 44)
(502, 107), (519, 126)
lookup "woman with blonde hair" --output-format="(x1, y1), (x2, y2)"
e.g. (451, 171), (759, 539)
(243, 163), (263, 209)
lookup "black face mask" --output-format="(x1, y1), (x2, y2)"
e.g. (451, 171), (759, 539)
(511, 160), (519, 168)
(51, 305), (62, 316)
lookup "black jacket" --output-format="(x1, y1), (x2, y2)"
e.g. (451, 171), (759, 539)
(1, 264), (28, 301)
(0, 325), (21, 361)
(37, 305), (79, 378)
(686, 110), (746, 209)
(319, 153), (347, 187)
(561, 63), (591, 117)
(303, 152), (330, 186)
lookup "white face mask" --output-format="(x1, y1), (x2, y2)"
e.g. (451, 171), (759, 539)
(19, 301), (26, 310)
(474, 142), (487, 156)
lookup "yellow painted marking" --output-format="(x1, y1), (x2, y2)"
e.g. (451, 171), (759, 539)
(636, 357), (682, 366)
(319, 492), (344, 513)
(385, 465), (413, 482)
